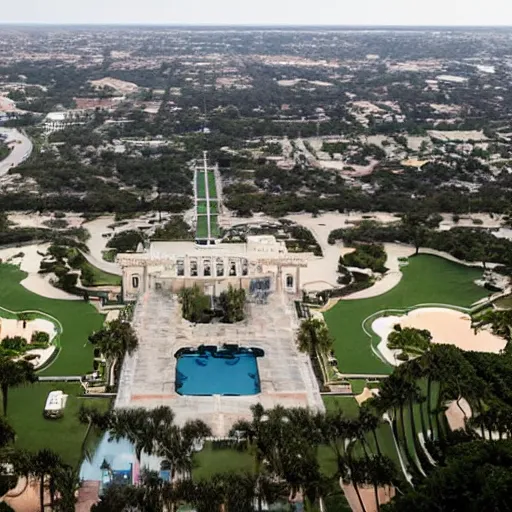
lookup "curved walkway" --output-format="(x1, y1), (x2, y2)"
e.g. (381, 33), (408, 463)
(0, 243), (80, 300)
(0, 128), (33, 177)
(21, 273), (81, 300)
(80, 249), (122, 276)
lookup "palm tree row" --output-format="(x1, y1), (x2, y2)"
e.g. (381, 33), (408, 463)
(1, 416), (76, 512)
(0, 356), (37, 416)
(82, 402), (397, 512)
(87, 318), (138, 386)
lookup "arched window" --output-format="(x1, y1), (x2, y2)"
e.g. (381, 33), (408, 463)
(132, 275), (140, 289)
(286, 274), (294, 289)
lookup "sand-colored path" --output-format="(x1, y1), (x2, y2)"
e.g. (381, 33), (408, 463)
(2, 478), (51, 512)
(342, 482), (395, 512)
(445, 398), (472, 431)
(0, 243), (80, 300)
(0, 128), (33, 177)
(373, 307), (506, 366)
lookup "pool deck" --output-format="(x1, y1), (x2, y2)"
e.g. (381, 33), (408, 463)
(116, 289), (324, 436)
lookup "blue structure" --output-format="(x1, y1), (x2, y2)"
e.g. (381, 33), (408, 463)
(80, 435), (136, 494)
(175, 345), (264, 396)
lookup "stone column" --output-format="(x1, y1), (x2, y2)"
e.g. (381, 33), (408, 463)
(295, 266), (301, 295)
(276, 264), (282, 292)
(143, 265), (148, 293)
(184, 255), (190, 277)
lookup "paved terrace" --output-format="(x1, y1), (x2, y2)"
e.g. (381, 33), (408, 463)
(115, 290), (324, 436)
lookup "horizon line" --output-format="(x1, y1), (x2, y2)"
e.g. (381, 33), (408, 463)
(1, 22), (512, 29)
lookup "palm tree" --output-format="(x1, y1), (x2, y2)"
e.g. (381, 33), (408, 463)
(0, 357), (37, 416)
(17, 312), (31, 329)
(158, 418), (212, 483)
(31, 449), (69, 512)
(219, 285), (246, 323)
(359, 407), (382, 456)
(88, 319), (138, 385)
(53, 465), (79, 512)
(357, 455), (397, 512)
(343, 457), (368, 512)
(296, 318), (333, 355)
(0, 416), (15, 448)
(231, 405), (324, 508)
(472, 309), (512, 343)
(387, 326), (432, 355)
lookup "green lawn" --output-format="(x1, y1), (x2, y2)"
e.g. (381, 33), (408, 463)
(196, 201), (219, 216)
(210, 215), (220, 238)
(7, 382), (110, 467)
(323, 395), (360, 418)
(192, 442), (253, 480)
(323, 255), (488, 374)
(196, 201), (208, 215)
(208, 172), (217, 199)
(82, 260), (122, 286)
(0, 264), (105, 375)
(494, 294), (512, 309)
(196, 172), (206, 199)
(196, 216), (209, 239)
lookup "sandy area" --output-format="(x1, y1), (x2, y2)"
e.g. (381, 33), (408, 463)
(2, 478), (52, 512)
(355, 387), (376, 405)
(0, 128), (33, 177)
(342, 482), (395, 512)
(8, 213), (84, 230)
(222, 210), (496, 298)
(373, 307), (506, 366)
(0, 243), (80, 300)
(0, 317), (56, 342)
(445, 398), (472, 431)
(83, 214), (167, 275)
(0, 316), (57, 368)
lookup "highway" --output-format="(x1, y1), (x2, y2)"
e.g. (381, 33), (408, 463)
(0, 127), (33, 177)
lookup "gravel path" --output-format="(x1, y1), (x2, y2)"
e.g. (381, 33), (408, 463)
(0, 127), (33, 177)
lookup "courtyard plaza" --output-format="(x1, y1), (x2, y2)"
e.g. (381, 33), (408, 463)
(115, 288), (324, 436)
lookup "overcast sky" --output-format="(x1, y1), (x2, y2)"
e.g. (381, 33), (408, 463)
(3, 0), (512, 26)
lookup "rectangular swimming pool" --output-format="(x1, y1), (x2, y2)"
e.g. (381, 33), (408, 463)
(175, 347), (262, 396)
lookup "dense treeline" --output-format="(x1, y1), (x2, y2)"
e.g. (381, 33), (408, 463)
(329, 220), (512, 268)
(0, 192), (192, 215)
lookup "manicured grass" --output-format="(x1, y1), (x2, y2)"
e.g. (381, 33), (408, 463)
(196, 201), (218, 216)
(322, 396), (361, 417)
(193, 438), (350, 512)
(6, 382), (110, 467)
(196, 172), (206, 199)
(196, 216), (209, 239)
(192, 442), (253, 480)
(208, 172), (217, 198)
(349, 379), (366, 395)
(494, 294), (512, 309)
(196, 201), (208, 215)
(323, 255), (488, 374)
(82, 260), (121, 286)
(101, 249), (117, 263)
(210, 215), (220, 238)
(0, 264), (105, 375)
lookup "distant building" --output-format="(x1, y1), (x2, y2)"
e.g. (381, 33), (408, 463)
(43, 111), (84, 134)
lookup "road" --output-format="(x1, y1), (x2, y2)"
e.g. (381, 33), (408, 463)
(0, 127), (33, 177)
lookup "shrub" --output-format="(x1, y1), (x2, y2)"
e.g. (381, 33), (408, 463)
(343, 243), (387, 273)
(31, 331), (50, 345)
(107, 230), (146, 253)
(30, 342), (51, 349)
(1, 336), (28, 352)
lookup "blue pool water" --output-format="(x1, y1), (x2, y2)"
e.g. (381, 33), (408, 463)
(175, 347), (262, 396)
